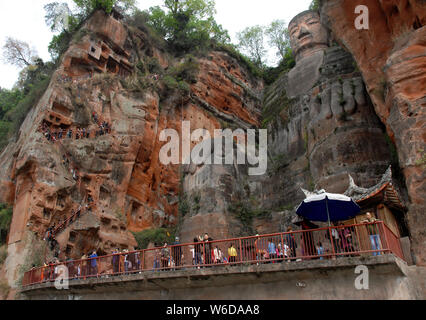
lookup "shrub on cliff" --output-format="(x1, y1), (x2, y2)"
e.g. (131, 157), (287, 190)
(0, 246), (7, 265)
(0, 88), (23, 150)
(168, 54), (200, 83)
(262, 51), (295, 85)
(178, 193), (190, 217)
(214, 43), (263, 79)
(0, 204), (12, 245)
(0, 67), (52, 152)
(5, 76), (51, 138)
(228, 201), (271, 235)
(132, 228), (175, 249)
(163, 76), (179, 91)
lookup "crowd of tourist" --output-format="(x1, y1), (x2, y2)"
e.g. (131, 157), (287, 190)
(38, 111), (112, 184)
(29, 215), (384, 285)
(43, 227), (60, 258)
(111, 248), (141, 275)
(37, 109), (109, 249)
(37, 250), (100, 283)
(38, 112), (111, 144)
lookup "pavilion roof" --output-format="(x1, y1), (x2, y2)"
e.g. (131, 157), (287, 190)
(344, 166), (405, 210)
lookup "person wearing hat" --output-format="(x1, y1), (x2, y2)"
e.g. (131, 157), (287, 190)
(172, 236), (183, 268)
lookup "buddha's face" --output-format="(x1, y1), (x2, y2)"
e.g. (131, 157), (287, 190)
(289, 11), (328, 62)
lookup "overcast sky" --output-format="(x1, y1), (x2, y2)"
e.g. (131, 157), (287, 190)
(0, 0), (311, 89)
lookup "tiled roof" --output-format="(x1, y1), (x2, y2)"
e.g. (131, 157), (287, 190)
(344, 166), (405, 209)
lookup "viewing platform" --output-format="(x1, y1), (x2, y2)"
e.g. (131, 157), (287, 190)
(21, 255), (420, 300)
(20, 222), (425, 300)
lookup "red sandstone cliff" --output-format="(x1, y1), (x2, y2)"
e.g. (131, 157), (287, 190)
(0, 2), (425, 292)
(0, 10), (263, 286)
(321, 0), (425, 265)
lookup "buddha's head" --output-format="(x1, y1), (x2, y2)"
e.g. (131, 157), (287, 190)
(289, 10), (329, 62)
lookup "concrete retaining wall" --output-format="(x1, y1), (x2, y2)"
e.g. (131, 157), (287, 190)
(21, 255), (426, 300)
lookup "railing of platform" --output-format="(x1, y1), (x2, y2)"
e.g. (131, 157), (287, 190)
(22, 221), (405, 287)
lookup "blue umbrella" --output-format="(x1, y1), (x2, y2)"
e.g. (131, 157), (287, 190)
(296, 192), (361, 226)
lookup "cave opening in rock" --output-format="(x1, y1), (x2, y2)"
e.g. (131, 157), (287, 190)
(69, 231), (77, 243)
(131, 201), (141, 220)
(101, 217), (111, 225)
(52, 102), (71, 117)
(56, 195), (65, 208)
(107, 57), (119, 74)
(43, 208), (51, 220)
(413, 16), (422, 30)
(65, 245), (73, 256)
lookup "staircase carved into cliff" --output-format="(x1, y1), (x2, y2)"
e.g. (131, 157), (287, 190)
(41, 111), (111, 238)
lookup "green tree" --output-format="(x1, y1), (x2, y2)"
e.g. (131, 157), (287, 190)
(237, 25), (266, 67)
(73, 0), (136, 16)
(309, 0), (320, 10)
(262, 49), (295, 85)
(0, 120), (12, 151)
(44, 2), (73, 32)
(265, 19), (290, 61)
(146, 6), (170, 37)
(15, 58), (54, 94)
(0, 88), (24, 119)
(164, 0), (216, 18)
(145, 0), (230, 52)
(44, 2), (82, 61)
(48, 32), (71, 61)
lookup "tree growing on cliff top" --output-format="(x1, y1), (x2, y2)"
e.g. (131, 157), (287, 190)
(73, 0), (137, 16)
(265, 19), (291, 61)
(309, 0), (320, 10)
(1, 37), (38, 69)
(44, 2), (74, 32)
(145, 0), (230, 53)
(44, 2), (82, 61)
(237, 25), (266, 67)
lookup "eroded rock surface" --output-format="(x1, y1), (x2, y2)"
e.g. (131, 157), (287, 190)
(259, 11), (391, 215)
(0, 10), (263, 286)
(0, 3), (424, 290)
(321, 0), (425, 265)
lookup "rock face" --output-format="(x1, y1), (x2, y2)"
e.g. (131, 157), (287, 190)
(0, 10), (263, 286)
(321, 0), (426, 265)
(179, 10), (392, 242)
(0, 3), (424, 289)
(258, 11), (391, 214)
